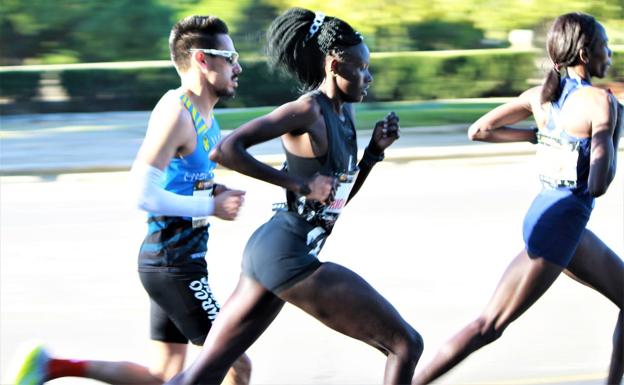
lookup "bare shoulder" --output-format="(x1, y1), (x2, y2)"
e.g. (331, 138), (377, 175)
(573, 86), (611, 109)
(519, 86), (542, 107)
(270, 93), (322, 126)
(519, 85), (542, 99)
(147, 90), (194, 137)
(150, 90), (187, 125)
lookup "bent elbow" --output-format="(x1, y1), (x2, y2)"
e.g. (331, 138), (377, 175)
(589, 181), (609, 197)
(468, 124), (485, 141)
(210, 138), (239, 167)
(209, 146), (222, 163)
(134, 193), (153, 213)
(589, 187), (606, 198)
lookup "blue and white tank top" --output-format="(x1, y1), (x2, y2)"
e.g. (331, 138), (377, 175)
(536, 76), (592, 196)
(138, 94), (221, 272)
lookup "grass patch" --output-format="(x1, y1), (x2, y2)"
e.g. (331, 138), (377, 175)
(215, 101), (502, 131)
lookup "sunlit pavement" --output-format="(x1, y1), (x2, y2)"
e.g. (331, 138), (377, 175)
(2, 155), (622, 384)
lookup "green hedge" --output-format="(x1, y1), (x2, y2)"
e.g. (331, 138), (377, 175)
(1, 47), (622, 113)
(368, 49), (537, 100)
(0, 71), (41, 101)
(60, 67), (179, 111)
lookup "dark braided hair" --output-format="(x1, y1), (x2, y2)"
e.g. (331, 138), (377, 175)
(169, 15), (229, 71)
(541, 13), (599, 104)
(266, 8), (363, 91)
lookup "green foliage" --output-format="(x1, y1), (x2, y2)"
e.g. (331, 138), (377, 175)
(368, 49), (536, 101)
(407, 21), (491, 51)
(214, 101), (501, 131)
(1, 0), (621, 64)
(0, 49), (543, 112)
(59, 67), (179, 111)
(0, 0), (172, 65)
(0, 71), (41, 101)
(218, 58), (299, 108)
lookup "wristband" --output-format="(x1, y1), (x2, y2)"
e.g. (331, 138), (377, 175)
(360, 146), (385, 168)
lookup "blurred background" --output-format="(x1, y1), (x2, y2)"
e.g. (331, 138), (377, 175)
(2, 3), (623, 384)
(0, 0), (622, 114)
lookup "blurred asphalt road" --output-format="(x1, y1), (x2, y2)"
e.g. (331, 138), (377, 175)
(0, 110), (545, 176)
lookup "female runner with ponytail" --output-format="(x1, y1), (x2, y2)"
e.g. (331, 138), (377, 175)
(167, 7), (423, 385)
(413, 12), (622, 385)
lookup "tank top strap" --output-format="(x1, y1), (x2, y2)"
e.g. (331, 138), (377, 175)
(312, 91), (358, 173)
(547, 76), (591, 132)
(180, 94), (212, 135)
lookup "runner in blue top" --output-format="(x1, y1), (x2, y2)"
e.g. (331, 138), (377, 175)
(167, 8), (423, 385)
(413, 12), (622, 385)
(7, 15), (251, 385)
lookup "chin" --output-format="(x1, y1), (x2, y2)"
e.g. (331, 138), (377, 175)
(217, 89), (236, 98)
(345, 93), (364, 103)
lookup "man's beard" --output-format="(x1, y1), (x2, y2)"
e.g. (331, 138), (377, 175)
(216, 87), (236, 98)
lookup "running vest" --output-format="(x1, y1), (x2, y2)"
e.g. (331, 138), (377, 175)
(138, 94), (221, 272)
(536, 76), (592, 195)
(282, 91), (358, 233)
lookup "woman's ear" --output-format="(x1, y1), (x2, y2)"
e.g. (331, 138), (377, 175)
(579, 47), (590, 64)
(330, 58), (340, 77)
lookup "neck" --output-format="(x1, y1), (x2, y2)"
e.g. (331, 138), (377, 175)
(318, 80), (344, 115)
(180, 71), (219, 113)
(567, 66), (590, 83)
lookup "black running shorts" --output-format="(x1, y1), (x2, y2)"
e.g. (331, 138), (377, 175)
(139, 271), (220, 345)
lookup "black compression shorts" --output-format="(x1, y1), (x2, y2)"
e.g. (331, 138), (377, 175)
(139, 270), (220, 345)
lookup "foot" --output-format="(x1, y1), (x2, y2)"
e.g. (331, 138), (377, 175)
(5, 342), (50, 385)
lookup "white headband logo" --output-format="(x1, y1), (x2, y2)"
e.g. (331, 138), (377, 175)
(305, 12), (325, 42)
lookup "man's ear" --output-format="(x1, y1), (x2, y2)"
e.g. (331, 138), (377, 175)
(191, 51), (208, 70)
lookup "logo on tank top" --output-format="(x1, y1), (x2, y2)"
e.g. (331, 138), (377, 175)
(183, 172), (212, 182)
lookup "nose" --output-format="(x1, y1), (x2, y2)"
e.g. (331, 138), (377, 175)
(234, 61), (242, 74)
(366, 69), (373, 84)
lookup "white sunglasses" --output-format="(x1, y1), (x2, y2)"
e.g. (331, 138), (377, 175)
(189, 48), (239, 64)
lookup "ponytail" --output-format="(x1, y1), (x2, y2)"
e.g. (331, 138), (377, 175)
(266, 7), (362, 91)
(540, 67), (562, 104)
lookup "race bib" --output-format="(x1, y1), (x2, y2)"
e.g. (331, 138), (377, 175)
(323, 169), (359, 215)
(536, 133), (579, 188)
(192, 179), (215, 228)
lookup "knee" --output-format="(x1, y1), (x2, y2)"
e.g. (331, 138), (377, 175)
(230, 354), (252, 384)
(394, 326), (424, 365)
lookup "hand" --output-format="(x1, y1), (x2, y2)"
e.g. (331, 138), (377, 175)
(213, 189), (245, 220)
(303, 173), (337, 204)
(370, 111), (400, 153)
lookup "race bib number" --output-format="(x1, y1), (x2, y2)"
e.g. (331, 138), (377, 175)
(536, 133), (579, 188)
(324, 170), (359, 215)
(192, 179), (214, 228)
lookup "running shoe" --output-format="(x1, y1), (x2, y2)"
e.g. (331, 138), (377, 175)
(5, 342), (50, 385)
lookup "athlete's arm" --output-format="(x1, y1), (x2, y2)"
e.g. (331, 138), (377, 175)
(468, 87), (538, 143)
(210, 97), (334, 203)
(587, 89), (618, 197)
(348, 111), (400, 202)
(130, 94), (243, 219)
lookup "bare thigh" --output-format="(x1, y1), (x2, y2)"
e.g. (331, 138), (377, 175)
(182, 275), (285, 381)
(278, 262), (418, 354)
(564, 229), (623, 307)
(481, 249), (564, 330)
